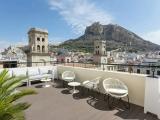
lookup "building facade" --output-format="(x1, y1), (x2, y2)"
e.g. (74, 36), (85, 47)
(27, 28), (50, 66)
(0, 45), (27, 68)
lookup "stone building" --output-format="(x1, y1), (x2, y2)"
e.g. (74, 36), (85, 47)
(0, 45), (27, 68)
(93, 39), (108, 64)
(57, 55), (72, 63)
(27, 28), (50, 66)
(93, 40), (118, 71)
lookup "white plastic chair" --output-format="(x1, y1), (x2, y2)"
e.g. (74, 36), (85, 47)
(82, 77), (101, 97)
(62, 71), (75, 87)
(103, 78), (130, 108)
(62, 71), (75, 82)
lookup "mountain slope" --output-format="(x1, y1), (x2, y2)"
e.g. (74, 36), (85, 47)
(60, 22), (160, 52)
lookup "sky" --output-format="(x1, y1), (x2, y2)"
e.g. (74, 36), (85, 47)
(0, 0), (160, 50)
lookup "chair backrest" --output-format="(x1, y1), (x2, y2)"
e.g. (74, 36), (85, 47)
(90, 77), (101, 84)
(62, 71), (75, 79)
(103, 78), (128, 91)
(90, 77), (101, 89)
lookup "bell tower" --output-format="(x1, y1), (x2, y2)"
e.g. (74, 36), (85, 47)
(27, 28), (50, 66)
(28, 28), (48, 53)
(94, 40), (106, 56)
(93, 39), (108, 64)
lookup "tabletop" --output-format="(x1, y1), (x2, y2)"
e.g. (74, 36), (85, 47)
(68, 82), (81, 86)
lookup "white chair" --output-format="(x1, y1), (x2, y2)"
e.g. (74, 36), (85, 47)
(61, 71), (75, 87)
(103, 78), (130, 108)
(82, 77), (101, 97)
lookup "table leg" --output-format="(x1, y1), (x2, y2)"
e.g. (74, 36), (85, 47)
(72, 86), (79, 94)
(52, 79), (56, 87)
(73, 86), (76, 93)
(43, 81), (51, 88)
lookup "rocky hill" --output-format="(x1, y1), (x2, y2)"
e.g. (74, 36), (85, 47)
(58, 22), (160, 52)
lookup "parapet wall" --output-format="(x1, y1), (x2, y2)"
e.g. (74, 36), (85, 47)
(57, 65), (146, 107)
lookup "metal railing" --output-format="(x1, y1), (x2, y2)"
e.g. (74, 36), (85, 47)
(0, 61), (160, 77)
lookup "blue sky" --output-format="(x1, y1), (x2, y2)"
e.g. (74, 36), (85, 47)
(0, 0), (160, 50)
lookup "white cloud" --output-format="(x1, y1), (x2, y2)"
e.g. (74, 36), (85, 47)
(142, 30), (160, 45)
(48, 0), (113, 35)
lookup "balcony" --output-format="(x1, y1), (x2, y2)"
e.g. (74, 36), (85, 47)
(7, 63), (156, 120)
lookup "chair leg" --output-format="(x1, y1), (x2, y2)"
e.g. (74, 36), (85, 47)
(87, 88), (90, 95)
(96, 88), (100, 98)
(107, 95), (116, 109)
(92, 90), (96, 99)
(108, 95), (114, 109)
(81, 87), (85, 96)
(97, 87), (100, 93)
(111, 97), (115, 108)
(127, 95), (130, 109)
(104, 94), (106, 101)
(108, 95), (110, 108)
(120, 95), (130, 109)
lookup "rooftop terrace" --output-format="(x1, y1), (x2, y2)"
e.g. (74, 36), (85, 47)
(1, 63), (160, 120)
(22, 82), (158, 120)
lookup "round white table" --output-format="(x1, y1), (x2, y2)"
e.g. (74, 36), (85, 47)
(68, 82), (81, 94)
(41, 78), (51, 88)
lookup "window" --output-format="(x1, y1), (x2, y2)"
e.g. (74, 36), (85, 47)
(37, 45), (40, 52)
(157, 70), (160, 75)
(67, 59), (69, 63)
(42, 38), (45, 42)
(37, 37), (40, 41)
(137, 69), (140, 74)
(146, 70), (150, 75)
(42, 46), (45, 53)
